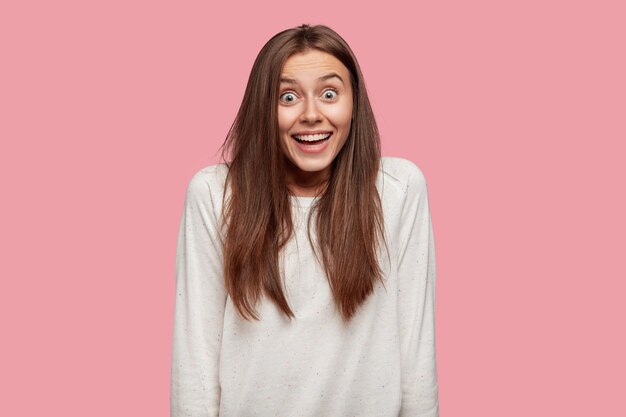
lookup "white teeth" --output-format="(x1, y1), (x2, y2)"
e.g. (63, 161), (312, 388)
(293, 133), (331, 141)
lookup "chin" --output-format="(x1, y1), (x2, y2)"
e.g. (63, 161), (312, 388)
(292, 159), (332, 173)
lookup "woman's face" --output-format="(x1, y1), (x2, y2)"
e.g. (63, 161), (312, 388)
(277, 49), (353, 194)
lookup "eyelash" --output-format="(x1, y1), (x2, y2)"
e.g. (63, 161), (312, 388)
(279, 88), (339, 103)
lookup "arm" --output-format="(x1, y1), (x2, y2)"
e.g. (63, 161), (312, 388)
(397, 162), (439, 417)
(171, 170), (228, 417)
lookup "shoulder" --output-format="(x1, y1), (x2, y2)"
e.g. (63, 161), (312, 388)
(184, 163), (229, 209)
(378, 156), (429, 199)
(186, 163), (228, 192)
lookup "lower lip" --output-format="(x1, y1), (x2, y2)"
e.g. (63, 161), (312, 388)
(292, 134), (332, 154)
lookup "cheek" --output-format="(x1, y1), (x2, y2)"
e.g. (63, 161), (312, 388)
(327, 101), (353, 129)
(277, 112), (287, 133)
(277, 110), (295, 155)
(278, 107), (298, 133)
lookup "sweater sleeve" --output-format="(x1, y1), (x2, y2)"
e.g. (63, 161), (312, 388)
(171, 170), (227, 417)
(396, 161), (439, 417)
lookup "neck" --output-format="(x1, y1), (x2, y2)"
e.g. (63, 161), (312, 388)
(286, 165), (331, 197)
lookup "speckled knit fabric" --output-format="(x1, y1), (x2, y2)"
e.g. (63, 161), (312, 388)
(170, 157), (439, 417)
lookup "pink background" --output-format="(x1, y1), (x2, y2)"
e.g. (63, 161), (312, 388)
(2, 0), (624, 415)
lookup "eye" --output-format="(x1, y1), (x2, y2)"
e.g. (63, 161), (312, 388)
(323, 89), (338, 100)
(279, 91), (297, 103)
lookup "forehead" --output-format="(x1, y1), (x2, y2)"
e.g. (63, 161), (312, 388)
(280, 49), (349, 80)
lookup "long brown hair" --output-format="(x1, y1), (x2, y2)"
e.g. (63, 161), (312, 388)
(219, 24), (386, 322)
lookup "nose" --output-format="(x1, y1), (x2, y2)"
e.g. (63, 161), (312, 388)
(299, 96), (322, 124)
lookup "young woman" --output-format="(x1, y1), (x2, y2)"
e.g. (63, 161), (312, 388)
(171, 24), (439, 417)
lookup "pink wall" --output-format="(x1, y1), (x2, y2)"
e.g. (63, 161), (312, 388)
(2, 0), (624, 415)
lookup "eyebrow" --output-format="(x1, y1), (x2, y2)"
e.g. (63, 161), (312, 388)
(280, 73), (345, 85)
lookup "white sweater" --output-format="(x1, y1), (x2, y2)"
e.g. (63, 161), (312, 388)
(171, 156), (439, 417)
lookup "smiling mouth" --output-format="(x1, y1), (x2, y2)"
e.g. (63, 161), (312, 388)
(291, 133), (332, 144)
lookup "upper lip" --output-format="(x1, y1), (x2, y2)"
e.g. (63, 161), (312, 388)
(292, 130), (333, 136)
